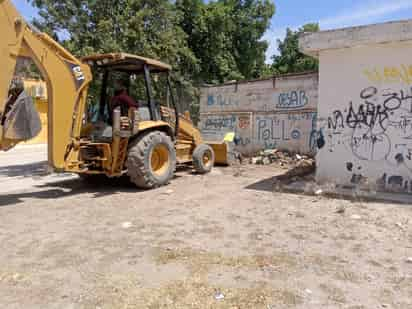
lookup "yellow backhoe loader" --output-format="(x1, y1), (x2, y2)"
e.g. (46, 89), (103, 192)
(0, 0), (230, 189)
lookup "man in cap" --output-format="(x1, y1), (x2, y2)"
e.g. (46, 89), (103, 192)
(110, 80), (139, 117)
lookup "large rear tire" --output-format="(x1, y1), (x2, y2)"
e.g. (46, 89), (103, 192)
(126, 131), (176, 189)
(193, 144), (215, 174)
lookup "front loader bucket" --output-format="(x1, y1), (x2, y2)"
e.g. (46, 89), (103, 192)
(206, 132), (237, 165)
(207, 141), (230, 165)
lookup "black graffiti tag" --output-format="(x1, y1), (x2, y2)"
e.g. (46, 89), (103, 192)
(346, 101), (389, 131)
(328, 86), (412, 131)
(345, 87), (391, 131)
(328, 111), (344, 130)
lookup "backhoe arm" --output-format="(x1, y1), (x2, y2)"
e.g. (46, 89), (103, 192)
(0, 0), (92, 170)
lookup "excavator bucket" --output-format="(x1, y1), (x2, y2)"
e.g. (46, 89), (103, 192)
(0, 0), (42, 151)
(0, 0), (24, 150)
(1, 91), (41, 147)
(0, 89), (43, 151)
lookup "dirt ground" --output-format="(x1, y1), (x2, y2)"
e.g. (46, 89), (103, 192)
(0, 146), (411, 309)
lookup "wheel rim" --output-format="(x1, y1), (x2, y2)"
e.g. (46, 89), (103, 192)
(202, 150), (213, 168)
(151, 144), (170, 177)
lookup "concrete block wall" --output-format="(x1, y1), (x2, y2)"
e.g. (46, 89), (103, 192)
(300, 19), (412, 193)
(199, 73), (318, 156)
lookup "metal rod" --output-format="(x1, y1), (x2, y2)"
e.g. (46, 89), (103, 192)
(167, 75), (179, 137)
(99, 70), (109, 121)
(144, 65), (157, 121)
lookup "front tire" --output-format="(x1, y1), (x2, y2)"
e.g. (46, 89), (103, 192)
(126, 131), (176, 189)
(193, 144), (215, 174)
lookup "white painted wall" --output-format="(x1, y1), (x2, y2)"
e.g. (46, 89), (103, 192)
(199, 73), (318, 155)
(317, 40), (412, 192)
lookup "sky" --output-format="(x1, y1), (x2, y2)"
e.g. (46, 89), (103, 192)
(12, 0), (412, 63)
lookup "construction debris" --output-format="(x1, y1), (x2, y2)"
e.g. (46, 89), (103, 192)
(250, 149), (316, 184)
(249, 149), (317, 190)
(251, 149), (314, 172)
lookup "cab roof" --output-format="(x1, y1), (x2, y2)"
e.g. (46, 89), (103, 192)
(81, 53), (172, 73)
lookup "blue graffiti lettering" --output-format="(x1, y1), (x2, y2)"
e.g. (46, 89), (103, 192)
(207, 94), (239, 107)
(203, 116), (237, 130)
(291, 129), (301, 140)
(277, 90), (308, 109)
(257, 118), (300, 142)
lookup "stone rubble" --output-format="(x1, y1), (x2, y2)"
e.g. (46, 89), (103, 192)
(250, 149), (316, 180)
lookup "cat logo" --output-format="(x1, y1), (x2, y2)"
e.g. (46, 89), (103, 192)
(72, 66), (85, 81)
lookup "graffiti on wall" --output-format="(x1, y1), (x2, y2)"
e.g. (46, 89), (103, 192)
(277, 90), (309, 109)
(309, 112), (320, 152)
(363, 64), (412, 85)
(322, 84), (412, 192)
(200, 74), (318, 155)
(238, 116), (251, 129)
(256, 112), (316, 151)
(207, 94), (239, 107)
(200, 114), (253, 146)
(201, 112), (316, 153)
(205, 89), (313, 112)
(202, 115), (237, 131)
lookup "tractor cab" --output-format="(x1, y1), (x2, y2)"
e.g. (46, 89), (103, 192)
(81, 53), (178, 139)
(71, 53), (216, 188)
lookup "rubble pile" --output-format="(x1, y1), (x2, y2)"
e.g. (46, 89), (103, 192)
(251, 149), (312, 166)
(250, 149), (316, 181)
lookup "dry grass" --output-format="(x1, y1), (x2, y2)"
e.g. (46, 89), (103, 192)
(153, 247), (297, 276)
(131, 248), (302, 308)
(319, 283), (347, 304)
(0, 270), (31, 285)
(72, 275), (303, 309)
(138, 280), (302, 309)
(72, 247), (302, 309)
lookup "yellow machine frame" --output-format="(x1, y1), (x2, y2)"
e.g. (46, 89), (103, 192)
(1, 0), (230, 181)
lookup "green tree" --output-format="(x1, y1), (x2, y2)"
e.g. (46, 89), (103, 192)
(271, 23), (319, 74)
(28, 0), (275, 121)
(230, 0), (275, 79)
(29, 0), (199, 95)
(176, 0), (275, 84)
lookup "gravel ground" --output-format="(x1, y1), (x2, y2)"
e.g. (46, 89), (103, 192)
(0, 146), (411, 309)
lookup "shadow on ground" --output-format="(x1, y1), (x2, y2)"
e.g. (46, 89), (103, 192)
(0, 161), (49, 178)
(245, 169), (412, 205)
(0, 158), (191, 207)
(0, 176), (145, 207)
(245, 166), (311, 192)
(245, 175), (278, 192)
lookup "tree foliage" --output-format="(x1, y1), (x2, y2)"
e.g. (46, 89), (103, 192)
(30, 0), (198, 94)
(270, 23), (319, 75)
(29, 0), (274, 87)
(176, 0), (274, 84)
(28, 0), (275, 122)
